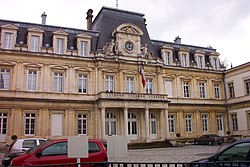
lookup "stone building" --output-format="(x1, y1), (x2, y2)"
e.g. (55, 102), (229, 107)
(0, 6), (245, 144)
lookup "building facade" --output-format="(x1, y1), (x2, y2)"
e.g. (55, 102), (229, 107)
(0, 7), (247, 144)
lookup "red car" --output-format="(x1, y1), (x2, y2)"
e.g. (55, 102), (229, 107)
(10, 139), (108, 166)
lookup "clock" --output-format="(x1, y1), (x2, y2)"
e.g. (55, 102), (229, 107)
(125, 41), (134, 52)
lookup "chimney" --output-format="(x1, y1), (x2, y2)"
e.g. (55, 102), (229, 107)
(174, 36), (181, 44)
(41, 12), (47, 25)
(86, 9), (93, 30)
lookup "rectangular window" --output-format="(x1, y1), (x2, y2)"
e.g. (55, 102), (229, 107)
(3, 32), (13, 49)
(168, 115), (175, 133)
(165, 51), (170, 65)
(212, 57), (218, 70)
(146, 78), (153, 94)
(78, 114), (87, 135)
(214, 83), (221, 99)
(231, 114), (238, 131)
(201, 115), (208, 132)
(25, 113), (36, 135)
(30, 35), (40, 52)
(78, 74), (87, 93)
(0, 68), (10, 90)
(181, 54), (187, 67)
(183, 82), (190, 98)
(217, 115), (223, 131)
(51, 113), (62, 136)
(165, 80), (173, 97)
(197, 56), (203, 68)
(105, 75), (114, 92)
(56, 38), (64, 54)
(228, 82), (235, 98)
(27, 70), (37, 91)
(185, 115), (192, 132)
(199, 83), (206, 98)
(0, 113), (7, 135)
(126, 77), (134, 93)
(80, 41), (87, 56)
(245, 79), (250, 95)
(247, 113), (250, 130)
(54, 72), (63, 93)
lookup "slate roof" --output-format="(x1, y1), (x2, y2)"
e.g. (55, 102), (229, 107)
(0, 6), (217, 64)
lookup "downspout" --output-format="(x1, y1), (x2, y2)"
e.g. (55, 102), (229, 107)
(222, 72), (230, 133)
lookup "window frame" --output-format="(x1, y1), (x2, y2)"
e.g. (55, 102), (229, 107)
(126, 76), (134, 93)
(24, 113), (36, 136)
(105, 75), (114, 92)
(201, 114), (209, 132)
(53, 72), (64, 93)
(168, 115), (175, 133)
(183, 81), (190, 98)
(245, 79), (250, 95)
(228, 82), (235, 98)
(214, 83), (221, 99)
(185, 114), (192, 132)
(0, 68), (11, 90)
(199, 82), (206, 99)
(26, 69), (38, 91)
(231, 113), (238, 131)
(78, 74), (88, 94)
(146, 78), (153, 94)
(77, 114), (87, 135)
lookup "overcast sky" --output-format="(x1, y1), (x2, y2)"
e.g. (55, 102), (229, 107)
(0, 0), (249, 67)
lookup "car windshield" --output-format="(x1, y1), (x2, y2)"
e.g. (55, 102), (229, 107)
(27, 140), (53, 153)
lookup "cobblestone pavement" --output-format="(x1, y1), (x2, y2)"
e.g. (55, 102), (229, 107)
(109, 144), (229, 163)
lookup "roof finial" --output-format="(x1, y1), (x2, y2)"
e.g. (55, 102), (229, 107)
(116, 0), (118, 8)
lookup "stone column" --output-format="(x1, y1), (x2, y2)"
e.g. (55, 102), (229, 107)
(124, 107), (128, 137)
(101, 107), (106, 139)
(145, 108), (150, 142)
(165, 108), (169, 139)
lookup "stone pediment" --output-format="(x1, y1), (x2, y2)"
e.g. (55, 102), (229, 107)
(28, 27), (44, 33)
(179, 47), (190, 52)
(194, 49), (205, 54)
(75, 67), (93, 72)
(53, 30), (68, 36)
(0, 60), (16, 67)
(50, 65), (68, 71)
(24, 63), (42, 69)
(161, 44), (174, 50)
(112, 23), (143, 36)
(1, 24), (18, 30)
(77, 33), (92, 39)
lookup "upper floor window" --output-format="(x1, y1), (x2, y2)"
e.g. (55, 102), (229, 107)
(56, 38), (65, 54)
(228, 82), (235, 98)
(197, 55), (204, 69)
(27, 70), (37, 91)
(181, 54), (188, 67)
(183, 81), (190, 98)
(25, 113), (36, 136)
(165, 80), (173, 97)
(78, 74), (87, 93)
(126, 77), (134, 93)
(214, 83), (221, 99)
(165, 51), (171, 65)
(146, 78), (153, 94)
(245, 79), (250, 95)
(106, 75), (114, 92)
(3, 32), (14, 49)
(54, 72), (63, 93)
(0, 68), (10, 90)
(29, 35), (40, 52)
(199, 82), (206, 98)
(80, 41), (87, 56)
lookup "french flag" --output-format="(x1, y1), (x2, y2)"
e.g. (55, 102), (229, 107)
(140, 63), (146, 87)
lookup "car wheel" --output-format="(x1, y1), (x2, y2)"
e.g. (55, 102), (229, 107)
(208, 141), (212, 145)
(194, 141), (198, 145)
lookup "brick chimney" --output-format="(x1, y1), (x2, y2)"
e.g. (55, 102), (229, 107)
(86, 9), (93, 30)
(174, 36), (181, 44)
(41, 12), (47, 25)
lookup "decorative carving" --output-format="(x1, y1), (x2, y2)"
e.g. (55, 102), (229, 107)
(141, 44), (154, 59)
(103, 39), (119, 56)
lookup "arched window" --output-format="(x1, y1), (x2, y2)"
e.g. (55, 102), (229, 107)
(105, 112), (117, 135)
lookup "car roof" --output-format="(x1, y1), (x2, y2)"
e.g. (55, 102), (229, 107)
(15, 138), (47, 141)
(47, 138), (101, 142)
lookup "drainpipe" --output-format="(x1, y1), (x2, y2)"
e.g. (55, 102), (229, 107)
(222, 72), (230, 133)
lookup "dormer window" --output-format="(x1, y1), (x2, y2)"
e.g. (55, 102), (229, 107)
(197, 55), (204, 69)
(56, 38), (65, 54)
(53, 30), (68, 55)
(1, 24), (18, 50)
(30, 35), (40, 52)
(165, 51), (171, 65)
(27, 27), (44, 52)
(77, 33), (91, 57)
(211, 57), (218, 70)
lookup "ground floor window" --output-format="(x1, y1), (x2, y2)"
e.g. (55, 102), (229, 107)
(168, 115), (175, 133)
(105, 112), (117, 135)
(247, 112), (250, 130)
(78, 114), (87, 135)
(185, 115), (192, 132)
(128, 112), (137, 135)
(51, 113), (63, 136)
(231, 114), (238, 131)
(217, 115), (223, 131)
(0, 113), (7, 134)
(149, 113), (157, 134)
(201, 115), (209, 132)
(25, 113), (36, 136)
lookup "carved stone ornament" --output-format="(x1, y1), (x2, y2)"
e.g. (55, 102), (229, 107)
(120, 25), (140, 35)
